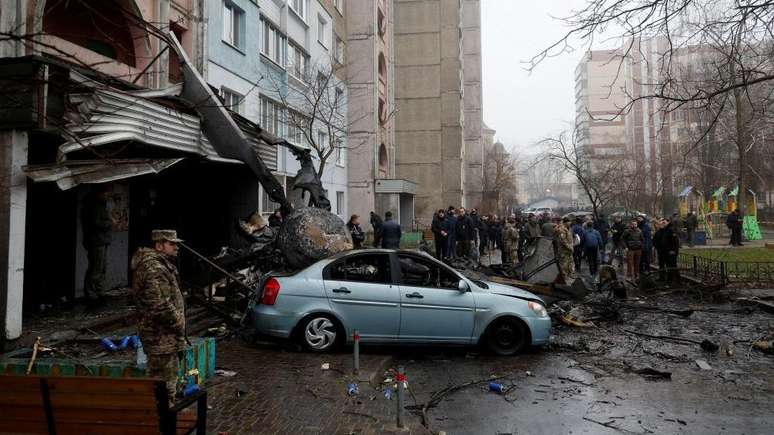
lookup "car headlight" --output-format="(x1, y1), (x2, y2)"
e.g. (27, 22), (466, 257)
(528, 301), (548, 317)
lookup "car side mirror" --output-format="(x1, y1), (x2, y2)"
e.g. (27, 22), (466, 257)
(458, 279), (470, 292)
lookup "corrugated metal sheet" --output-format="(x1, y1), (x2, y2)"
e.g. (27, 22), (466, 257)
(58, 88), (277, 170)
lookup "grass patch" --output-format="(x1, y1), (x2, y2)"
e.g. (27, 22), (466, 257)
(683, 247), (774, 263)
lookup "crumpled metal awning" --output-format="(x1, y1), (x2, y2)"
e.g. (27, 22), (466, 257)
(25, 159), (183, 190)
(24, 71), (276, 189)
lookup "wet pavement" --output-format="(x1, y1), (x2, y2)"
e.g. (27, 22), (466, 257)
(205, 287), (773, 434)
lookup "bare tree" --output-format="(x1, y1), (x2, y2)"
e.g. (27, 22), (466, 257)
(537, 130), (631, 217)
(482, 145), (518, 214)
(531, 0), (774, 217)
(261, 61), (363, 180)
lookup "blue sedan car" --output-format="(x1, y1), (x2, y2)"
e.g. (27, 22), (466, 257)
(249, 249), (551, 355)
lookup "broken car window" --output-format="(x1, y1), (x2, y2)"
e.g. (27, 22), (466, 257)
(398, 255), (459, 289)
(328, 254), (392, 284)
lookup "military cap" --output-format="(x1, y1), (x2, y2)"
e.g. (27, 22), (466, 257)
(151, 229), (184, 243)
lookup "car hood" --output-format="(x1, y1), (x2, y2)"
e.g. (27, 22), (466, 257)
(484, 281), (546, 304)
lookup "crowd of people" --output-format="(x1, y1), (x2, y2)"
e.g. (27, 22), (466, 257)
(342, 206), (749, 288)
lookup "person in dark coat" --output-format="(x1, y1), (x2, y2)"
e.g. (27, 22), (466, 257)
(583, 221), (604, 276)
(684, 211), (698, 247)
(431, 209), (448, 260)
(492, 216), (505, 260)
(727, 209), (743, 246)
(444, 207), (457, 259)
(594, 214), (610, 263)
(478, 215), (490, 256)
(347, 215), (365, 249)
(370, 211), (383, 248)
(380, 211), (402, 249)
(470, 209), (481, 250)
(637, 216), (653, 273)
(610, 216), (626, 267)
(654, 218), (681, 285)
(455, 207), (476, 258)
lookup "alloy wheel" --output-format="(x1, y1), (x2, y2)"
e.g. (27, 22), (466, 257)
(304, 317), (337, 351)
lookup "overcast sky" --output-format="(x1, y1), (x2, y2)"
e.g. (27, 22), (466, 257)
(481, 0), (587, 155)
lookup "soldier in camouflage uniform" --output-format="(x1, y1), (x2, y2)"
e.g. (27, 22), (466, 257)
(553, 217), (575, 283)
(502, 218), (520, 267)
(131, 230), (186, 404)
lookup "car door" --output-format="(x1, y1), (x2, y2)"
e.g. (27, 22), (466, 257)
(396, 254), (476, 343)
(323, 253), (400, 341)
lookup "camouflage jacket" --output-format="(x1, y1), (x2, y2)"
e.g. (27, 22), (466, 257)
(131, 248), (186, 354)
(503, 223), (519, 249)
(554, 225), (573, 254)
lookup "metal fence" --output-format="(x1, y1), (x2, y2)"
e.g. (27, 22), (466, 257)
(677, 253), (774, 286)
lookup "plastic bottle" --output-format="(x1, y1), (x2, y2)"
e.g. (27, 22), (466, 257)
(135, 339), (147, 369)
(488, 382), (505, 394)
(100, 338), (118, 352)
(117, 336), (131, 350)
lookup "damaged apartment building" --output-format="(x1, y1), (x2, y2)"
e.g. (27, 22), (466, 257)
(0, 0), (348, 344)
(346, 0), (486, 228)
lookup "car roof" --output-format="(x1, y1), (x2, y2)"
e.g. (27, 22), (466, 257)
(324, 248), (430, 261)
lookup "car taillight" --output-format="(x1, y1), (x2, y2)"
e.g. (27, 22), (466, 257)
(261, 277), (280, 305)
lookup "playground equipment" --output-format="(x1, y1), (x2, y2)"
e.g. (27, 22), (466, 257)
(708, 187), (727, 213)
(679, 186), (713, 241)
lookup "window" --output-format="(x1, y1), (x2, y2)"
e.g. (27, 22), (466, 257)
(336, 191), (344, 215)
(327, 254), (392, 284)
(334, 0), (343, 14)
(288, 41), (309, 80)
(287, 110), (309, 146)
(334, 35), (345, 64)
(222, 2), (243, 49)
(221, 87), (244, 114)
(261, 17), (286, 66)
(317, 15), (328, 48)
(260, 96), (285, 136)
(317, 130), (328, 151)
(290, 0), (306, 20)
(335, 139), (343, 165)
(397, 255), (459, 289)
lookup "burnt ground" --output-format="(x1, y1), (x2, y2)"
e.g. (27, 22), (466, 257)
(202, 286), (774, 435)
(6, 276), (774, 434)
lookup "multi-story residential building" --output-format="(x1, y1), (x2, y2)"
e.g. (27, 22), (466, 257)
(346, 0), (417, 227)
(391, 0), (485, 225)
(346, 0), (486, 229)
(576, 39), (685, 215)
(575, 49), (628, 161)
(206, 0), (348, 219)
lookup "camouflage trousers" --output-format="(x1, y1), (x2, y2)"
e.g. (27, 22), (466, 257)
(147, 352), (180, 405)
(508, 248), (519, 267)
(556, 252), (575, 282)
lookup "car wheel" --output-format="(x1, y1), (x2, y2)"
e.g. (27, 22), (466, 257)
(485, 317), (530, 356)
(299, 315), (340, 352)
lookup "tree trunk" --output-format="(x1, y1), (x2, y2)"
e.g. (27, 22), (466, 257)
(734, 89), (747, 217)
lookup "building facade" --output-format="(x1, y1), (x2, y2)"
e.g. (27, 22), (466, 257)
(391, 0), (484, 225)
(345, 0), (418, 228)
(205, 0), (348, 219)
(0, 0), (202, 342)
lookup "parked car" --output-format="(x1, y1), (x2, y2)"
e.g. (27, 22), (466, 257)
(525, 207), (554, 216)
(249, 249), (551, 355)
(562, 211), (594, 220)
